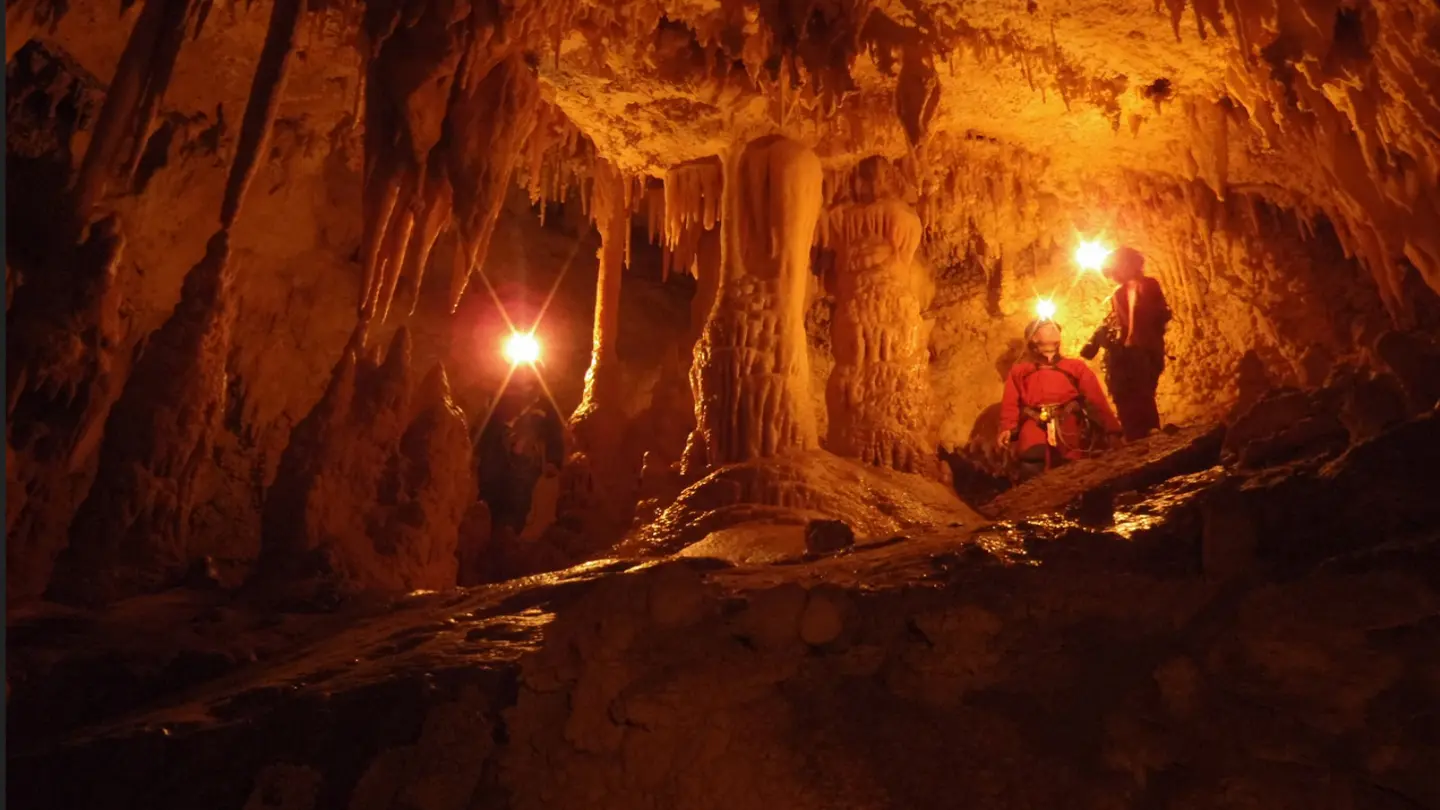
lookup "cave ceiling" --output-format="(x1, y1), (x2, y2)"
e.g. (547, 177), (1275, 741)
(13, 0), (1440, 305)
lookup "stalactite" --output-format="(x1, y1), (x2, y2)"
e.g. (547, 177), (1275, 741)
(448, 52), (543, 313)
(356, 0), (469, 323)
(661, 156), (723, 281)
(353, 0), (591, 323)
(220, 0), (304, 227)
(72, 0), (202, 221)
(404, 163), (454, 316)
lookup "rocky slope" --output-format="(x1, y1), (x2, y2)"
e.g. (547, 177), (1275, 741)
(8, 405), (1440, 810)
(7, 0), (1440, 609)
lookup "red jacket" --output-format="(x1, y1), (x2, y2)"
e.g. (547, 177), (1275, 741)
(1000, 354), (1122, 458)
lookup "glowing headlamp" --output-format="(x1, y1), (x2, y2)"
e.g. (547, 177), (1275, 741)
(1074, 240), (1112, 272)
(1034, 298), (1057, 321)
(503, 332), (541, 366)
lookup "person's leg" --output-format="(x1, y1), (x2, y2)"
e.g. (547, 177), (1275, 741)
(1015, 445), (1048, 480)
(1135, 351), (1164, 434)
(1106, 355), (1143, 440)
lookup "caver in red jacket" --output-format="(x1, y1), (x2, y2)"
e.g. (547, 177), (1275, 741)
(999, 352), (1123, 465)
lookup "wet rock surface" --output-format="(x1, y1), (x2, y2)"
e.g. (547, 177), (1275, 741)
(981, 423), (1224, 521)
(625, 449), (983, 559)
(10, 411), (1440, 810)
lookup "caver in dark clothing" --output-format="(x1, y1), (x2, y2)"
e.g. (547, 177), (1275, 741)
(1105, 342), (1165, 440)
(1082, 246), (1172, 441)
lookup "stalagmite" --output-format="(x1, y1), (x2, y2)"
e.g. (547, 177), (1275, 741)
(46, 232), (235, 605)
(6, 1), (41, 63)
(5, 217), (127, 602)
(43, 0), (309, 605)
(820, 156), (933, 474)
(688, 135), (822, 472)
(688, 228), (722, 349)
(255, 329), (474, 599)
(443, 53), (541, 313)
(553, 159), (636, 543)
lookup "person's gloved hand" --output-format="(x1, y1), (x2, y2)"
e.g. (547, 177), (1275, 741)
(1080, 341), (1100, 361)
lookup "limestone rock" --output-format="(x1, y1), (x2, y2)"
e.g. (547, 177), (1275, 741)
(625, 450), (982, 559)
(47, 232), (235, 607)
(804, 519), (855, 555)
(6, 213), (126, 603)
(798, 588), (847, 646)
(1373, 330), (1440, 412)
(255, 329), (475, 601)
(1222, 388), (1349, 470)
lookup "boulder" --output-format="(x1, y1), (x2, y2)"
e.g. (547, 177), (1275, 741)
(805, 519), (856, 555)
(1223, 387), (1349, 470)
(1373, 330), (1440, 411)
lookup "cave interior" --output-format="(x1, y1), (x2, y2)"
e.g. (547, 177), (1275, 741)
(6, 0), (1440, 805)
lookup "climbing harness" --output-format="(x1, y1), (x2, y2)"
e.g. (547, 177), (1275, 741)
(1015, 363), (1110, 464)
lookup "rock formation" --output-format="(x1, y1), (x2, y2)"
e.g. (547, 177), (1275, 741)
(10, 0), (1440, 606)
(45, 232), (235, 606)
(6, 216), (126, 602)
(689, 135), (824, 472)
(7, 0), (1440, 802)
(256, 328), (475, 602)
(569, 159), (629, 452)
(819, 156), (933, 474)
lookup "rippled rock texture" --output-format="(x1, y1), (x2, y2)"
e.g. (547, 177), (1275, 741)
(10, 407), (1440, 810)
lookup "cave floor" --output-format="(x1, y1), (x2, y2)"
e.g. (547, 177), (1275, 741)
(9, 415), (1440, 810)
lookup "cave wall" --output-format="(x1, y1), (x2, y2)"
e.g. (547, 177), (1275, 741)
(9, 0), (1440, 603)
(3, 5), (684, 603)
(912, 138), (1404, 454)
(7, 2), (371, 599)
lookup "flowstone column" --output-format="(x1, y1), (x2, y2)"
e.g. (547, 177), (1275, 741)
(690, 135), (823, 469)
(821, 157), (933, 473)
(556, 159), (633, 540)
(569, 158), (627, 449)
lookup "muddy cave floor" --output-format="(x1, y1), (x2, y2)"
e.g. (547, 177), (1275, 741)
(8, 415), (1440, 810)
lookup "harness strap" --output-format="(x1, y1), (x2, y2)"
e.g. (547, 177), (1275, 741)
(1014, 363), (1108, 456)
(1017, 362), (1086, 421)
(1021, 362), (1083, 390)
(1021, 401), (1082, 422)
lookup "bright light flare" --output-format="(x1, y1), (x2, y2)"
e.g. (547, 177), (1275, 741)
(1074, 240), (1112, 272)
(1034, 298), (1057, 321)
(502, 332), (541, 366)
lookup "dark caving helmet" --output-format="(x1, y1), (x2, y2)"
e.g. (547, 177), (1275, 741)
(1103, 245), (1145, 282)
